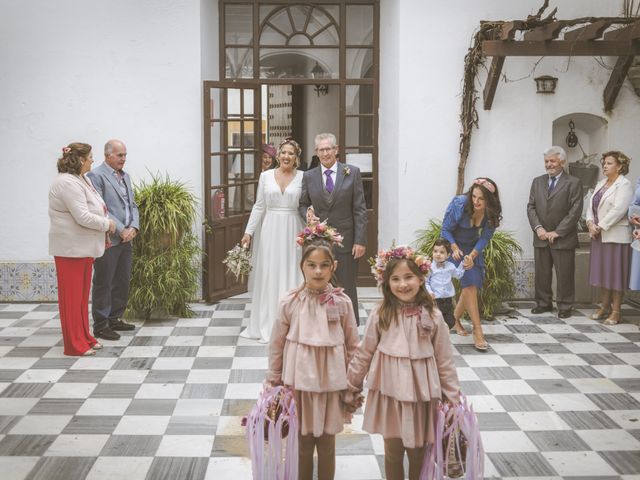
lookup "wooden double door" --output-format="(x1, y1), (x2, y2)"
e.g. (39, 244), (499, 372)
(203, 80), (378, 302)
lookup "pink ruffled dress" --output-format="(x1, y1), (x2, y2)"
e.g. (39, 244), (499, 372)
(347, 304), (460, 448)
(267, 285), (360, 437)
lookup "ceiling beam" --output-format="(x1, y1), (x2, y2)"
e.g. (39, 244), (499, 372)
(563, 19), (611, 41)
(500, 21), (526, 40)
(483, 56), (505, 110)
(482, 40), (640, 56)
(603, 55), (635, 112)
(603, 19), (640, 41)
(523, 21), (565, 41)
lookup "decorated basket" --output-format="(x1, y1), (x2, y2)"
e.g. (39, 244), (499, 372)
(420, 393), (484, 480)
(244, 385), (298, 480)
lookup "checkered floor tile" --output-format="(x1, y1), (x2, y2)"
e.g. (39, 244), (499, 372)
(0, 299), (639, 479)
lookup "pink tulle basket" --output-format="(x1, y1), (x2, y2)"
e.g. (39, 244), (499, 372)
(420, 394), (484, 480)
(244, 385), (299, 480)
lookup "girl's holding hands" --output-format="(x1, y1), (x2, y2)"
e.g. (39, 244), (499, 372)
(345, 246), (461, 480)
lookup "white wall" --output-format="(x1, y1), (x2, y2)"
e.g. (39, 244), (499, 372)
(2, 0), (639, 266)
(378, 0), (401, 246)
(303, 85), (339, 164)
(0, 0), (204, 261)
(379, 0), (640, 257)
(201, 0), (219, 81)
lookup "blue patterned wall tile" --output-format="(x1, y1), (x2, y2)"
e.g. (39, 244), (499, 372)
(1, 259), (530, 302)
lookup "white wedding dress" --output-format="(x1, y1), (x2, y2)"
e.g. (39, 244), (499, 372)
(240, 169), (304, 343)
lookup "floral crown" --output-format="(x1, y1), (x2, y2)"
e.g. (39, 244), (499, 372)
(369, 244), (431, 287)
(296, 220), (343, 247)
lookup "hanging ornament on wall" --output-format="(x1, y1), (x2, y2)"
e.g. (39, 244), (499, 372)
(566, 119), (579, 148)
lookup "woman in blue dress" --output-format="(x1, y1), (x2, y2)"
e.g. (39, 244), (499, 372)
(441, 178), (502, 351)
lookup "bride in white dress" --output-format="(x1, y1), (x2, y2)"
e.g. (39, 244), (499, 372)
(240, 139), (304, 342)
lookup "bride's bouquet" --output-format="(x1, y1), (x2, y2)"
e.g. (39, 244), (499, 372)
(223, 244), (252, 281)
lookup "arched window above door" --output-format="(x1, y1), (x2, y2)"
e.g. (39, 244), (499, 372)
(223, 1), (374, 80)
(259, 5), (339, 46)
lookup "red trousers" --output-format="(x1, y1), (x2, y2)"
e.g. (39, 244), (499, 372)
(54, 257), (98, 356)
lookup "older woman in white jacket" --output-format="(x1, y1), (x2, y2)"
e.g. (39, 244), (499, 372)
(586, 151), (634, 325)
(49, 143), (116, 356)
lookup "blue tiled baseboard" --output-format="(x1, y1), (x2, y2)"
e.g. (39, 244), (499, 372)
(0, 260), (536, 303)
(0, 262), (58, 302)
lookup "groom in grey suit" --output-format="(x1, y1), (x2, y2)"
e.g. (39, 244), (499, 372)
(527, 146), (583, 319)
(87, 139), (139, 340)
(299, 133), (367, 324)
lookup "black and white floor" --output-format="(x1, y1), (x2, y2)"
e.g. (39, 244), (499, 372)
(0, 297), (639, 479)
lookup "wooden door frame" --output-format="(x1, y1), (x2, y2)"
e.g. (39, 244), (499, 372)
(203, 81), (262, 302)
(206, 1), (379, 301)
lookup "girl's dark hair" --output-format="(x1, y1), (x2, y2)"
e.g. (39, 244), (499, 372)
(463, 177), (502, 228)
(57, 142), (91, 174)
(433, 238), (452, 254)
(298, 239), (339, 288)
(378, 258), (434, 331)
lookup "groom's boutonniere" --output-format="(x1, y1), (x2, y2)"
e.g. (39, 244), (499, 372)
(343, 166), (351, 176)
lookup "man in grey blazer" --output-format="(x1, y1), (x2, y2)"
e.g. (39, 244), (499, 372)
(87, 139), (139, 340)
(527, 146), (583, 319)
(299, 133), (367, 324)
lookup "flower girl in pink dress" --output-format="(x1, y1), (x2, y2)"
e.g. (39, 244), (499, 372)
(345, 246), (461, 480)
(266, 224), (360, 480)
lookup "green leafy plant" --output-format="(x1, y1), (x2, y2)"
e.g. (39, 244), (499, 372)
(126, 173), (201, 320)
(414, 220), (523, 319)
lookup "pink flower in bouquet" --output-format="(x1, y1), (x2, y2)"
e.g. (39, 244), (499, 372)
(296, 220), (343, 248)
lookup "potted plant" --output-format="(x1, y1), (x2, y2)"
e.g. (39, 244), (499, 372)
(126, 173), (201, 320)
(415, 219), (523, 319)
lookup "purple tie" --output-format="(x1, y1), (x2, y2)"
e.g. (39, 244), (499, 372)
(324, 169), (334, 193)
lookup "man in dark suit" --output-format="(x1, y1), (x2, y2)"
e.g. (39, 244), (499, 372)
(299, 133), (367, 324)
(527, 146), (583, 319)
(87, 139), (139, 340)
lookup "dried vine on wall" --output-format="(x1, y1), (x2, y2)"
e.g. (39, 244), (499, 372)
(455, 0), (634, 194)
(456, 1), (558, 194)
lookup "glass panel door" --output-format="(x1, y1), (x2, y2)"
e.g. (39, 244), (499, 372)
(203, 82), (261, 302)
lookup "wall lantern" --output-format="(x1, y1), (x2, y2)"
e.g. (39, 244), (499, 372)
(534, 75), (558, 94)
(311, 61), (329, 97)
